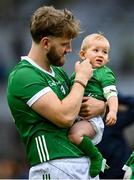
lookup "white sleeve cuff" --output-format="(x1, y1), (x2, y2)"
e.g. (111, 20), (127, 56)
(103, 85), (118, 100)
(27, 87), (52, 107)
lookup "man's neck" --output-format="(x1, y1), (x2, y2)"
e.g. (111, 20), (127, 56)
(28, 44), (51, 72)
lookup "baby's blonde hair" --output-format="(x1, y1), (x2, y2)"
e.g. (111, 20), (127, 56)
(81, 32), (110, 50)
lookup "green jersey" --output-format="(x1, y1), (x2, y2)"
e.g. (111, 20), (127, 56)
(71, 66), (117, 101)
(7, 56), (84, 166)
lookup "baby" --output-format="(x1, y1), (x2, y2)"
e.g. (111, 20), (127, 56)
(69, 33), (118, 177)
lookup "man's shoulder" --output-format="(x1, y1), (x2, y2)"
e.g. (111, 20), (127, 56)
(8, 61), (42, 89)
(10, 60), (35, 74)
(11, 60), (42, 78)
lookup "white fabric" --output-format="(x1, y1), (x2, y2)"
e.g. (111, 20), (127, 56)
(103, 85), (117, 100)
(21, 56), (55, 77)
(29, 157), (99, 179)
(123, 167), (132, 179)
(27, 87), (52, 107)
(89, 116), (104, 145)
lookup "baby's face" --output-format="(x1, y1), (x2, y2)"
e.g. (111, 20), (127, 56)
(82, 38), (110, 68)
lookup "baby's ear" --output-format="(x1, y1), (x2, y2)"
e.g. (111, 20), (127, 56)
(79, 50), (85, 60)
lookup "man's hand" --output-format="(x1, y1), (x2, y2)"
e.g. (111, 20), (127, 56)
(79, 96), (106, 119)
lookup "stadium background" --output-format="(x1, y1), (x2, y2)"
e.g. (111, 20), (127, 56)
(0, 0), (134, 178)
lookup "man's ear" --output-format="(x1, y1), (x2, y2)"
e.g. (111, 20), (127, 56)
(40, 37), (51, 49)
(79, 50), (85, 60)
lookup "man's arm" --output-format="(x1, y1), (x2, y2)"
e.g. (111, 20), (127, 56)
(79, 96), (106, 119)
(32, 59), (93, 128)
(32, 83), (85, 128)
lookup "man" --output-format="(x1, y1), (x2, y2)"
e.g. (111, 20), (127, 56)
(7, 5), (105, 179)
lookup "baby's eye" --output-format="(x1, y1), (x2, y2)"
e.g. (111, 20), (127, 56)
(103, 51), (108, 54)
(94, 49), (98, 52)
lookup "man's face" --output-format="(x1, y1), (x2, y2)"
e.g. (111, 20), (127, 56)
(47, 37), (72, 66)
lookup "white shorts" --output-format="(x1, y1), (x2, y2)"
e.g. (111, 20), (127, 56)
(89, 116), (104, 145)
(29, 157), (99, 180)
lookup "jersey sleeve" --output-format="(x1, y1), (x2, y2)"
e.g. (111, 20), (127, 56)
(98, 67), (118, 100)
(12, 67), (52, 106)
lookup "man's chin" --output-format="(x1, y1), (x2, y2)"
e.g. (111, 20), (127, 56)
(57, 59), (65, 66)
(56, 63), (64, 67)
(52, 61), (64, 67)
(51, 57), (65, 67)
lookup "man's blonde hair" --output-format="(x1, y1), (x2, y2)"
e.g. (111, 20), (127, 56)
(30, 6), (80, 43)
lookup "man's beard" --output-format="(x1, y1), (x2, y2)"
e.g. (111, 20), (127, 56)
(46, 46), (65, 67)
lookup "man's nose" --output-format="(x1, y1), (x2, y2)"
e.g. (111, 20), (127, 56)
(66, 44), (72, 53)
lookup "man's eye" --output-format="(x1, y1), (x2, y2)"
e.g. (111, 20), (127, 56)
(62, 43), (69, 46)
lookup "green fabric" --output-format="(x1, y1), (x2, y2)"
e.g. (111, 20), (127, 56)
(123, 152), (134, 179)
(7, 56), (84, 166)
(70, 66), (116, 101)
(125, 152), (134, 167)
(130, 165), (134, 180)
(78, 135), (101, 158)
(123, 165), (134, 180)
(78, 135), (103, 177)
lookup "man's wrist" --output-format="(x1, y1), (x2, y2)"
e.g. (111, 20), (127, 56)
(74, 80), (86, 88)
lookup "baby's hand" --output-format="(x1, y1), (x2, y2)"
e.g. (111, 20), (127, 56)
(105, 111), (117, 126)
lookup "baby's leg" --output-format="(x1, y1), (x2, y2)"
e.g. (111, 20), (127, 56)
(68, 120), (96, 145)
(68, 120), (106, 178)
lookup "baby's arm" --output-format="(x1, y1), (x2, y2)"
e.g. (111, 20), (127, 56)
(105, 96), (118, 126)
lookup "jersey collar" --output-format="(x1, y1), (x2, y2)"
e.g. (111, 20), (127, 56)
(21, 56), (55, 77)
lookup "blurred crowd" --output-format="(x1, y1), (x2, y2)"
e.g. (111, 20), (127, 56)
(0, 0), (134, 178)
